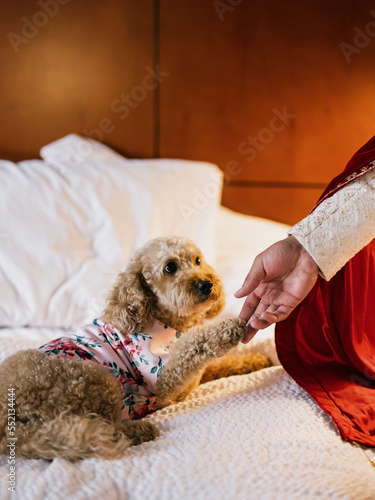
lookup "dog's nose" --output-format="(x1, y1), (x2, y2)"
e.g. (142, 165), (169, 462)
(196, 280), (213, 295)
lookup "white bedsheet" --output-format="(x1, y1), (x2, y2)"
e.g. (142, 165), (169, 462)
(1, 207), (374, 500)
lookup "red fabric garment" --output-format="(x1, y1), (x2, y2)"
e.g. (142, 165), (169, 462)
(275, 136), (375, 447)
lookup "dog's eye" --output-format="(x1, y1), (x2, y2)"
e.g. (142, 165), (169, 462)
(195, 257), (201, 266)
(164, 262), (177, 274)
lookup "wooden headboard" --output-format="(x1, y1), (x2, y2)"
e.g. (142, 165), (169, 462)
(2, 0), (375, 224)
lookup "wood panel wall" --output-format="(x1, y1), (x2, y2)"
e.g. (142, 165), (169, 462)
(1, 0), (375, 224)
(0, 0), (155, 159)
(158, 0), (375, 224)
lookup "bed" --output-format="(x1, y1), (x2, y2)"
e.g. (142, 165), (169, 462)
(0, 134), (374, 500)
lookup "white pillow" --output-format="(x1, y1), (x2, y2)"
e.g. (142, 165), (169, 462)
(0, 135), (223, 328)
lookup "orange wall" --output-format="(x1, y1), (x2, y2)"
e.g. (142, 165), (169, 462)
(1, 0), (375, 224)
(158, 0), (375, 223)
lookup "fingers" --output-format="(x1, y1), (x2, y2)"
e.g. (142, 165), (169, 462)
(238, 288), (272, 324)
(254, 302), (280, 324)
(249, 303), (293, 330)
(238, 292), (261, 323)
(234, 257), (265, 299)
(240, 308), (277, 344)
(239, 292), (273, 344)
(241, 326), (258, 344)
(248, 315), (273, 330)
(239, 292), (293, 344)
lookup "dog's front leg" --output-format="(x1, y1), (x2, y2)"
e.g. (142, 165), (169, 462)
(155, 317), (246, 401)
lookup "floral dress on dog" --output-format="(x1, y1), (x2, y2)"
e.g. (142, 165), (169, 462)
(38, 318), (182, 420)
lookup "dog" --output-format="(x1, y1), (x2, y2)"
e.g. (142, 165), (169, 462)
(0, 237), (271, 461)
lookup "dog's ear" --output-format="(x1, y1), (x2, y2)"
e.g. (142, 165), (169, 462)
(102, 252), (155, 334)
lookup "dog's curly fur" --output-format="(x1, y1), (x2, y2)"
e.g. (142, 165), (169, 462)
(0, 236), (271, 461)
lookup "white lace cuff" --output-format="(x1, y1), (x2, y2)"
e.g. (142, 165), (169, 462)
(289, 167), (375, 281)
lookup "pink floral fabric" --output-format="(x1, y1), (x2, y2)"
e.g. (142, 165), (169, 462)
(38, 318), (182, 420)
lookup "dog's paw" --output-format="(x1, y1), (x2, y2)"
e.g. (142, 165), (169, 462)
(118, 420), (159, 446)
(221, 317), (248, 344)
(206, 317), (247, 355)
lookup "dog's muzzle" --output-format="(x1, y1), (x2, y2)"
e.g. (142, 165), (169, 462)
(196, 280), (213, 296)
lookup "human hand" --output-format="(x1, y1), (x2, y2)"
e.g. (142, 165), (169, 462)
(235, 236), (319, 343)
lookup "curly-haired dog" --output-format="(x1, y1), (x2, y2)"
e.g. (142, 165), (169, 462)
(0, 237), (271, 461)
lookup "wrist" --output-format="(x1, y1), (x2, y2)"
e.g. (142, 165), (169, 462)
(288, 234), (320, 276)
